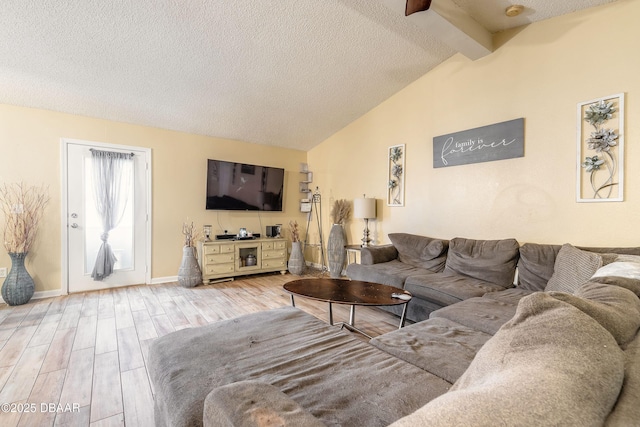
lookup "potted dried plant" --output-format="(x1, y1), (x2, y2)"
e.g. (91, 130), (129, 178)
(287, 220), (304, 275)
(0, 183), (50, 305)
(178, 219), (202, 288)
(327, 199), (351, 278)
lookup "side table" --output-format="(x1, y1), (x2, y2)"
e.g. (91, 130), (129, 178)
(345, 244), (362, 265)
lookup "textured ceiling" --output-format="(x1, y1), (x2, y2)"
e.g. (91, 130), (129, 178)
(0, 0), (619, 151)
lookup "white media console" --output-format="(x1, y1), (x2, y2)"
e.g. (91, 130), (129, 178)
(197, 237), (287, 282)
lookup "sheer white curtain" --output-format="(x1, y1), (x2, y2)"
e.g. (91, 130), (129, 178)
(90, 149), (133, 281)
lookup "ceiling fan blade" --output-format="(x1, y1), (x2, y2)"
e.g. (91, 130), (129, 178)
(405, 0), (433, 16)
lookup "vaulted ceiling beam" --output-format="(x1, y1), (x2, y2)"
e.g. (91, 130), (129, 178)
(382, 0), (493, 60)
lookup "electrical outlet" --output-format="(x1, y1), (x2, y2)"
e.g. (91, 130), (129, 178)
(0, 267), (6, 278)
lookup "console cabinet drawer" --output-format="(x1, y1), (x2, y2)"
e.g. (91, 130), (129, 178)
(203, 244), (234, 255)
(262, 249), (286, 259)
(262, 241), (286, 251)
(206, 253), (235, 264)
(262, 259), (285, 269)
(205, 263), (235, 275)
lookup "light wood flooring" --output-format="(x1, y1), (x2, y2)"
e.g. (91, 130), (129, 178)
(0, 273), (404, 427)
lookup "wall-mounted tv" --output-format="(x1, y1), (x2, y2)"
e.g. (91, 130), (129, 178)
(206, 159), (285, 211)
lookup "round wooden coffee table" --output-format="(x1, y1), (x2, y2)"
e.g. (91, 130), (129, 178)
(283, 278), (412, 337)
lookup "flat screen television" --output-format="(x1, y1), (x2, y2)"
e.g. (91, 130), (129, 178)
(206, 159), (285, 211)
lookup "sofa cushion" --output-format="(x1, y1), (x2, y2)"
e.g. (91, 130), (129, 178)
(549, 281), (640, 346)
(517, 243), (561, 291)
(149, 306), (451, 427)
(481, 288), (535, 305)
(443, 238), (519, 287)
(346, 260), (431, 289)
(606, 331), (640, 425)
(545, 244), (603, 294)
(517, 244), (640, 292)
(388, 233), (449, 272)
(203, 381), (326, 427)
(360, 244), (398, 265)
(389, 292), (625, 427)
(404, 273), (505, 307)
(430, 297), (519, 335)
(370, 317), (491, 384)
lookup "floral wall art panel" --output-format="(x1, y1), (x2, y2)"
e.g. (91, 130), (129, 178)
(388, 144), (405, 206)
(577, 93), (625, 202)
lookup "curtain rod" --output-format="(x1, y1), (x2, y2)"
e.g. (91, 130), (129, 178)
(89, 148), (135, 156)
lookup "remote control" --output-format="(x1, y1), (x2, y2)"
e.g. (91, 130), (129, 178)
(391, 293), (411, 301)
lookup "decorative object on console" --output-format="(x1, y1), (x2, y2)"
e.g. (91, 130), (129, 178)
(0, 182), (49, 306)
(577, 93), (625, 202)
(354, 195), (376, 247)
(266, 225), (281, 238)
(327, 199), (351, 278)
(288, 220), (304, 275)
(178, 220), (202, 288)
(388, 144), (405, 206)
(203, 225), (212, 242)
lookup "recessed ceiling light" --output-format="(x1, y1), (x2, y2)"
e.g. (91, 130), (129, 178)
(505, 5), (525, 17)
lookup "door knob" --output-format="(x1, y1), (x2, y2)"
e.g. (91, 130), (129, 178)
(70, 223), (79, 228)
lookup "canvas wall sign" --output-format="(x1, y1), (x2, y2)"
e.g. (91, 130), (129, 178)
(433, 118), (525, 168)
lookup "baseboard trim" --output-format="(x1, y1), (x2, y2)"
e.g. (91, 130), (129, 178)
(150, 276), (178, 285)
(0, 289), (64, 305)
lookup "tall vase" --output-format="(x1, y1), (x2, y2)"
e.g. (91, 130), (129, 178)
(327, 224), (346, 278)
(178, 246), (202, 288)
(2, 252), (35, 306)
(288, 242), (305, 275)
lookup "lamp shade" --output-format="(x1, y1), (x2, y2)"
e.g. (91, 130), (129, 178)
(354, 197), (376, 219)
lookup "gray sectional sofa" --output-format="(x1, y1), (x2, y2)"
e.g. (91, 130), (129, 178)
(149, 237), (640, 426)
(346, 233), (640, 322)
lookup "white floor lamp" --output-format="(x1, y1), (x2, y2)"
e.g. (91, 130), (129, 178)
(354, 196), (376, 247)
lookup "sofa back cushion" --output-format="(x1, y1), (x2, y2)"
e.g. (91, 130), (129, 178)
(389, 233), (449, 272)
(518, 244), (640, 291)
(443, 238), (519, 287)
(517, 243), (561, 291)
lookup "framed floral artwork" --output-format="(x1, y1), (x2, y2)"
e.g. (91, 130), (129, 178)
(387, 144), (405, 206)
(577, 93), (625, 202)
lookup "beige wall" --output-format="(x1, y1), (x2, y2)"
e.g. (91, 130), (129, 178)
(3, 0), (640, 293)
(0, 105), (307, 292)
(308, 0), (640, 252)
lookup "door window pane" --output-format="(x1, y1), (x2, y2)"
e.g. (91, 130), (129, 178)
(84, 157), (135, 274)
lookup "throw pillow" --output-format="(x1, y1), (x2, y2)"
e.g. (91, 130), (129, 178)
(388, 233), (448, 272)
(592, 261), (640, 280)
(545, 244), (602, 293)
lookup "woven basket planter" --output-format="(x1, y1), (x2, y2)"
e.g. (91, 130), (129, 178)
(1, 252), (35, 306)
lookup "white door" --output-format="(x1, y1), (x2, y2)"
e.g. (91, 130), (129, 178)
(63, 140), (150, 293)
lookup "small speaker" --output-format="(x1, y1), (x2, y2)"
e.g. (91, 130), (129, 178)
(266, 226), (277, 237)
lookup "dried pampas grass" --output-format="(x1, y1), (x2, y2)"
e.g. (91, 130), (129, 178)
(330, 199), (351, 225)
(0, 183), (50, 253)
(289, 220), (300, 242)
(182, 219), (202, 247)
